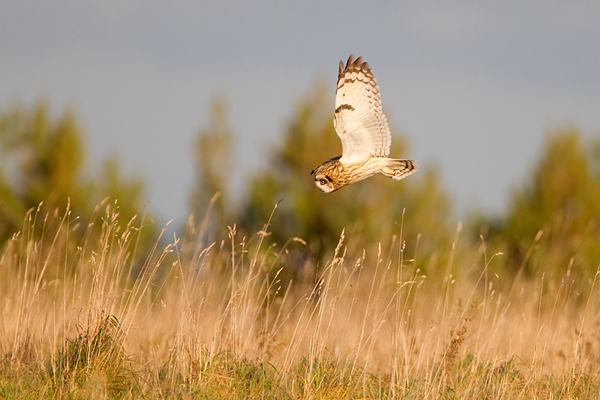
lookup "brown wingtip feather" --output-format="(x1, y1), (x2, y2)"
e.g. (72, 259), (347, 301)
(338, 54), (373, 79)
(339, 54), (354, 78)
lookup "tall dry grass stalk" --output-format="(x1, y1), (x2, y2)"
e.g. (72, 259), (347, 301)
(1, 201), (600, 397)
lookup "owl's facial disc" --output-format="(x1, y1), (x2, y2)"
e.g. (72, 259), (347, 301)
(314, 174), (335, 193)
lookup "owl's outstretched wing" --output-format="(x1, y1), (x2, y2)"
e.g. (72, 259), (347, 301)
(333, 55), (392, 164)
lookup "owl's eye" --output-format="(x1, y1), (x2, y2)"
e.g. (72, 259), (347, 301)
(320, 179), (327, 185)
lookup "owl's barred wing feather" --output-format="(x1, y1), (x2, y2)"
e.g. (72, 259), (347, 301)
(333, 55), (392, 164)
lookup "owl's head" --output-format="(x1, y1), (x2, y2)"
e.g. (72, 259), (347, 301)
(311, 156), (342, 193)
(314, 174), (335, 193)
(311, 168), (336, 193)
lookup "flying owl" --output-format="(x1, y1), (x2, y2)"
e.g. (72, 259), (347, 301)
(311, 55), (417, 193)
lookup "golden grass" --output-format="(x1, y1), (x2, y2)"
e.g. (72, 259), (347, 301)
(1, 201), (600, 398)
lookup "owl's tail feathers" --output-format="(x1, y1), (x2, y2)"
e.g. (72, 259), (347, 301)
(380, 159), (418, 181)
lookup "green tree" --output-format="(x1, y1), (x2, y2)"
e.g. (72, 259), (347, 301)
(188, 98), (233, 239)
(491, 129), (600, 278)
(0, 102), (89, 236)
(96, 156), (156, 249)
(0, 102), (157, 254)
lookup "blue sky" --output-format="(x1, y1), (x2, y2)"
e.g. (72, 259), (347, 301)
(2, 1), (600, 223)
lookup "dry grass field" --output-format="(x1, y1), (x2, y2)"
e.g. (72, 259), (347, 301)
(1, 202), (600, 399)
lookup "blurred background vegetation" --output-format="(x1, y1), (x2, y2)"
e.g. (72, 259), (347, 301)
(0, 102), (157, 268)
(2, 86), (600, 284)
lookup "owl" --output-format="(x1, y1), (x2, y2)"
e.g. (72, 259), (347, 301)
(311, 55), (417, 193)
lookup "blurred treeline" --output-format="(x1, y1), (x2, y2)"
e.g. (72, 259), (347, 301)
(0, 102), (154, 244)
(2, 84), (600, 283)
